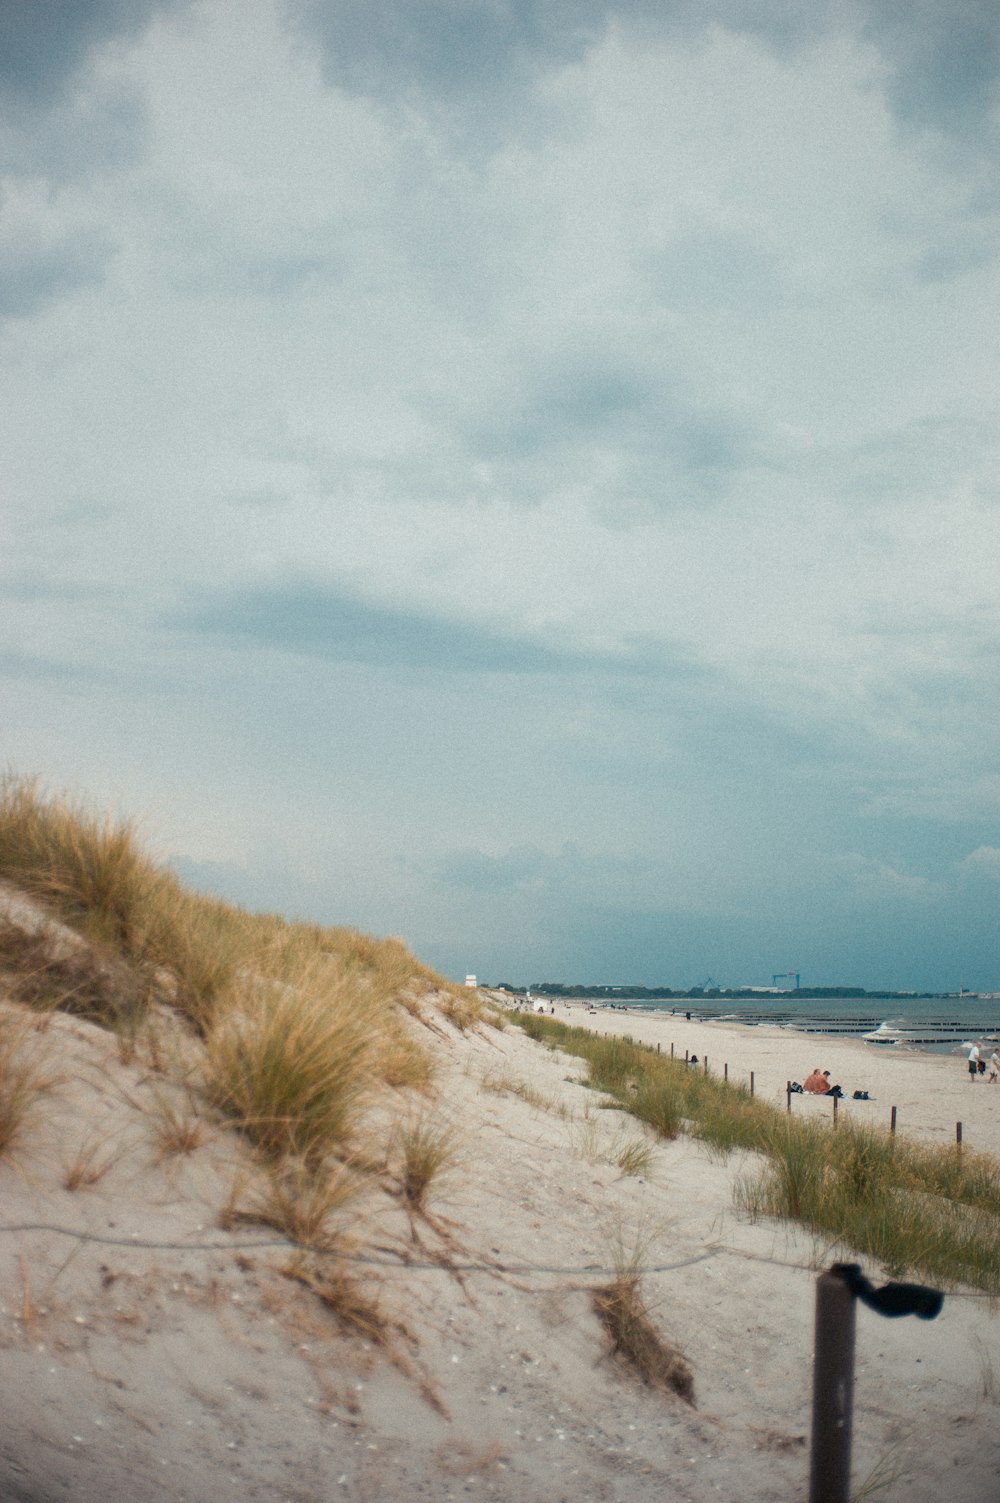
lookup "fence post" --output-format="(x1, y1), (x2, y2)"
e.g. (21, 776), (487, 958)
(670, 1042), (674, 1058)
(956, 1122), (963, 1153)
(787, 1080), (792, 1113)
(657, 1042), (660, 1053)
(809, 1269), (856, 1503)
(704, 1056), (708, 1074)
(750, 1071), (754, 1096)
(890, 1106), (896, 1135)
(685, 1049), (689, 1063)
(833, 1094), (838, 1127)
(724, 1062), (728, 1082)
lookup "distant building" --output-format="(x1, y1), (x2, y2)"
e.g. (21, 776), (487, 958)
(464, 974), (477, 988)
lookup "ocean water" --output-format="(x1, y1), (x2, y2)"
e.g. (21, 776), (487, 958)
(597, 995), (1000, 1054)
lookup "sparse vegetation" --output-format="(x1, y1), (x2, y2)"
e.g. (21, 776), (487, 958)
(593, 1218), (693, 1401)
(146, 1083), (210, 1160)
(0, 1009), (54, 1160)
(62, 1130), (130, 1190)
(395, 1112), (459, 1212)
(225, 1156), (365, 1247)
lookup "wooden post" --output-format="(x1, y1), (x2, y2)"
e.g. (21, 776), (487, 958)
(787, 1080), (792, 1113)
(724, 1062), (728, 1082)
(703, 1056), (708, 1074)
(809, 1269), (856, 1503)
(833, 1094), (838, 1127)
(750, 1071), (755, 1096)
(670, 1042), (674, 1058)
(957, 1122), (963, 1150)
(657, 1042), (660, 1053)
(685, 1049), (689, 1063)
(890, 1106), (897, 1135)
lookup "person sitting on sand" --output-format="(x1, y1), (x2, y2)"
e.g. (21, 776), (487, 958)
(803, 1068), (828, 1094)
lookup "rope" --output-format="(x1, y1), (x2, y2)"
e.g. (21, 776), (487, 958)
(0, 1221), (720, 1277)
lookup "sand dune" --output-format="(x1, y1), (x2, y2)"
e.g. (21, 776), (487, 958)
(1, 991), (998, 1502)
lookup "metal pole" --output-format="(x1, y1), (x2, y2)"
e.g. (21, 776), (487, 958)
(809, 1269), (856, 1503)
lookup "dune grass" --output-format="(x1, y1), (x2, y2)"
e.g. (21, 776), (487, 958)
(0, 774), (468, 1247)
(394, 1112), (460, 1212)
(512, 1011), (1000, 1294)
(593, 1217), (694, 1401)
(204, 971), (382, 1163)
(0, 1010), (54, 1161)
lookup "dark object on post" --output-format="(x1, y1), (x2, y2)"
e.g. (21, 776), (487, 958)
(809, 1264), (943, 1503)
(835, 1263), (943, 1321)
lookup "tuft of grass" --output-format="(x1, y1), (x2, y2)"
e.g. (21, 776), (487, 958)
(0, 916), (149, 1035)
(615, 1135), (656, 1177)
(593, 1275), (695, 1402)
(146, 1083), (210, 1160)
(0, 1010), (55, 1160)
(630, 1072), (686, 1141)
(395, 1113), (459, 1212)
(283, 1251), (390, 1345)
(63, 1130), (130, 1190)
(479, 1065), (561, 1114)
(205, 972), (379, 1163)
(0, 774), (155, 951)
(224, 1157), (363, 1247)
(592, 1215), (694, 1401)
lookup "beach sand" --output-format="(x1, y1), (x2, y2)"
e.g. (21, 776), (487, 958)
(1, 990), (998, 1503)
(557, 999), (1000, 1159)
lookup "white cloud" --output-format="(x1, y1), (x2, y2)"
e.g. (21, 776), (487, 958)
(956, 846), (1000, 880)
(1, 0), (998, 988)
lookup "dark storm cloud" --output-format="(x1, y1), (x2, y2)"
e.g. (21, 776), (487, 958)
(0, 0), (185, 104)
(458, 346), (757, 505)
(0, 88), (148, 180)
(0, 233), (113, 321)
(862, 0), (1000, 135)
(169, 580), (646, 675)
(288, 0), (1000, 148)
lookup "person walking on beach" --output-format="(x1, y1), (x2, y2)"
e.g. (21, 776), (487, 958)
(968, 1042), (981, 1081)
(989, 1048), (1000, 1083)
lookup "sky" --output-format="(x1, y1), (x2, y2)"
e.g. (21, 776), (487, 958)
(2, 0), (998, 993)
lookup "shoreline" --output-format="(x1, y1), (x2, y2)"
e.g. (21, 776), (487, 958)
(543, 997), (1000, 1159)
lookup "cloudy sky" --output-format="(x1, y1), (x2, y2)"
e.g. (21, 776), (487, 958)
(2, 0), (998, 991)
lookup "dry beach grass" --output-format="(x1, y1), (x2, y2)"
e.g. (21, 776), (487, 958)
(0, 777), (998, 1501)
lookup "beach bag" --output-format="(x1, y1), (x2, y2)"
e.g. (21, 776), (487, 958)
(790, 1082), (803, 1093)
(852, 1090), (870, 1101)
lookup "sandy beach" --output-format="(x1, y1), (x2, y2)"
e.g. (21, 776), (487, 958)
(1, 990), (998, 1503)
(555, 999), (1000, 1159)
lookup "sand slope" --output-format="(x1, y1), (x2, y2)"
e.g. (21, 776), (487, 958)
(1, 993), (998, 1503)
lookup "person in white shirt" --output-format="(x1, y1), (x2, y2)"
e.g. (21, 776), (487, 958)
(989, 1049), (1000, 1083)
(968, 1042), (981, 1081)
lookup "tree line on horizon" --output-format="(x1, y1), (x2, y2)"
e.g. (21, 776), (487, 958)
(488, 982), (944, 1001)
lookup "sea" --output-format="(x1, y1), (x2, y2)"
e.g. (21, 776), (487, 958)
(586, 995), (1000, 1055)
